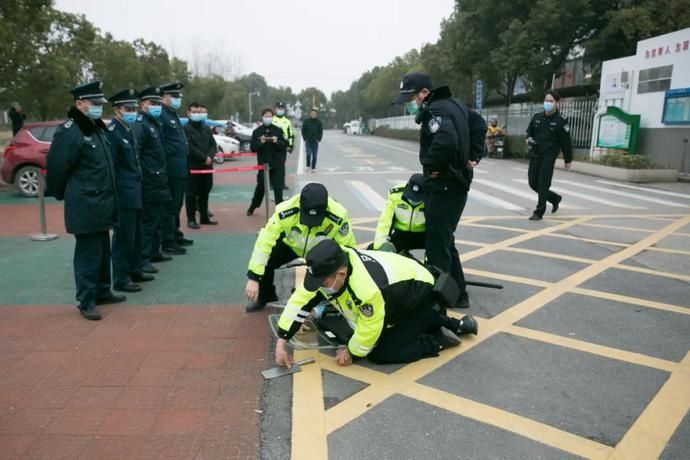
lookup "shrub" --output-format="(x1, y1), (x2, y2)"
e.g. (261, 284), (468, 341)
(597, 154), (657, 169)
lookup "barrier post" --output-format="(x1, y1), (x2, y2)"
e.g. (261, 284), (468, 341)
(263, 163), (270, 222)
(30, 172), (58, 242)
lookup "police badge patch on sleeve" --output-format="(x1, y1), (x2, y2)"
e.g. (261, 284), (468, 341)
(564, 123), (570, 133)
(428, 116), (442, 133)
(359, 304), (374, 317)
(339, 223), (349, 236)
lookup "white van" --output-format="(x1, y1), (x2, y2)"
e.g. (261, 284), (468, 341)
(348, 120), (360, 135)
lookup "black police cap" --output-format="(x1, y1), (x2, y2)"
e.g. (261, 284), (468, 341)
(299, 183), (328, 227)
(139, 86), (162, 102)
(160, 82), (184, 96)
(109, 88), (139, 107)
(70, 80), (108, 103)
(275, 101), (286, 108)
(403, 173), (426, 202)
(392, 72), (433, 105)
(304, 240), (348, 292)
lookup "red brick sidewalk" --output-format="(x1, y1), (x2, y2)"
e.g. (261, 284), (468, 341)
(0, 304), (269, 459)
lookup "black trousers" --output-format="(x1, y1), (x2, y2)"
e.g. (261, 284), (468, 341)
(367, 230), (426, 252)
(74, 231), (112, 309)
(528, 155), (560, 217)
(185, 174), (213, 222)
(162, 177), (187, 246)
(258, 238), (299, 302)
(250, 166), (285, 210)
(305, 140), (319, 169)
(367, 305), (444, 364)
(111, 208), (143, 287)
(141, 202), (165, 265)
(424, 185), (468, 292)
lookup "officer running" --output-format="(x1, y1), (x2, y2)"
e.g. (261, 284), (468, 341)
(275, 239), (478, 366)
(107, 88), (154, 293)
(159, 82), (193, 252)
(244, 183), (355, 312)
(370, 173), (426, 254)
(525, 89), (573, 221)
(392, 72), (487, 309)
(134, 86), (172, 272)
(46, 81), (124, 320)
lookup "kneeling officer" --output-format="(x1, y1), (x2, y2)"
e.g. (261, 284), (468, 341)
(370, 173), (426, 253)
(275, 240), (478, 366)
(245, 183), (355, 312)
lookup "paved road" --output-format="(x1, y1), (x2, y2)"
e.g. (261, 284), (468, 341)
(261, 131), (690, 460)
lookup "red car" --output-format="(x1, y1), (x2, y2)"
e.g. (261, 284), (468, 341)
(1, 120), (61, 197)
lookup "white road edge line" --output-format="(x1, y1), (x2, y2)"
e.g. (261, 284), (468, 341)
(469, 190), (525, 211)
(297, 137), (305, 175)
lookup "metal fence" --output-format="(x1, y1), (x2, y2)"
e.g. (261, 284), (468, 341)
(369, 97), (599, 149)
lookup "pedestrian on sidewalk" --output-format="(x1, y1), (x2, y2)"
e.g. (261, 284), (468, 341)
(275, 240), (478, 366)
(525, 89), (573, 221)
(46, 81), (125, 321)
(301, 108), (323, 173)
(183, 102), (218, 229)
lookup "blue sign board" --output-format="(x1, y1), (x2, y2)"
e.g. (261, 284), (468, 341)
(475, 80), (483, 113)
(662, 87), (690, 125)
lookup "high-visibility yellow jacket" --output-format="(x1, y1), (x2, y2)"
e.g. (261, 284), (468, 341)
(373, 183), (426, 249)
(272, 115), (294, 150)
(247, 194), (356, 279)
(277, 247), (435, 357)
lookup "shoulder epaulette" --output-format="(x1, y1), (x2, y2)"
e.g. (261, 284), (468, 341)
(64, 119), (74, 129)
(278, 208), (299, 220)
(325, 211), (343, 225)
(389, 186), (405, 194)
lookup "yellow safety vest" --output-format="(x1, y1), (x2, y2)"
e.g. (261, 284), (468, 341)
(272, 115), (294, 149)
(373, 183), (426, 249)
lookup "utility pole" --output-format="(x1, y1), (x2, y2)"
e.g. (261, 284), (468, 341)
(248, 91), (260, 122)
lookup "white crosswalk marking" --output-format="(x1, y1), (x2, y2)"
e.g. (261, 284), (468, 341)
(513, 179), (645, 209)
(347, 180), (387, 211)
(474, 178), (581, 209)
(512, 167), (528, 172)
(556, 180), (689, 208)
(595, 180), (690, 200)
(472, 168), (488, 174)
(469, 190), (525, 211)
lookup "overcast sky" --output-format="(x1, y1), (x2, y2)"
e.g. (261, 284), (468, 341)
(54, 0), (455, 96)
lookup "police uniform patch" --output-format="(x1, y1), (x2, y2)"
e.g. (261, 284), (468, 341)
(108, 125), (115, 131)
(339, 223), (349, 236)
(564, 123), (570, 133)
(64, 120), (73, 128)
(123, 138), (129, 144)
(359, 304), (374, 317)
(150, 127), (155, 132)
(84, 136), (92, 142)
(324, 223), (333, 234)
(428, 116), (441, 133)
(279, 208), (299, 219)
(137, 114), (143, 122)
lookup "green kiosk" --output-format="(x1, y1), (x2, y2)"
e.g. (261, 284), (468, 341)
(595, 106), (641, 154)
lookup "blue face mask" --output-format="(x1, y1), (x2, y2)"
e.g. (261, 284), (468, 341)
(122, 111), (138, 124)
(170, 97), (182, 110)
(262, 117), (273, 126)
(321, 274), (340, 296)
(405, 99), (419, 115)
(544, 101), (555, 113)
(147, 105), (162, 118)
(190, 113), (207, 122)
(86, 105), (103, 120)
(276, 110), (285, 117)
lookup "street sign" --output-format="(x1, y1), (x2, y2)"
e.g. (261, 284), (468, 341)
(475, 80), (483, 113)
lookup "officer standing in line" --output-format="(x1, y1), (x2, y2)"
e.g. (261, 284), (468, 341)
(392, 72), (486, 309)
(46, 81), (125, 321)
(272, 101), (294, 154)
(369, 173), (426, 254)
(246, 108), (288, 216)
(107, 88), (154, 293)
(244, 183), (356, 312)
(159, 82), (192, 253)
(525, 89), (573, 221)
(134, 86), (172, 272)
(275, 240), (478, 366)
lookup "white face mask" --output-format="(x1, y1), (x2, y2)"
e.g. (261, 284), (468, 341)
(321, 273), (340, 295)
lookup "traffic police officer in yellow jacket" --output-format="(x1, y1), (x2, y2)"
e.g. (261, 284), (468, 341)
(370, 173), (426, 252)
(245, 183), (355, 312)
(272, 101), (294, 153)
(275, 239), (478, 366)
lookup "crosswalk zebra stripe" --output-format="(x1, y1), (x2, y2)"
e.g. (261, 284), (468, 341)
(346, 180), (387, 211)
(595, 180), (690, 200)
(513, 179), (645, 209)
(469, 189), (525, 211)
(474, 178), (582, 209)
(556, 180), (688, 208)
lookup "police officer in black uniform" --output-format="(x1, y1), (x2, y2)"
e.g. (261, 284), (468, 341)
(46, 81), (125, 320)
(134, 86), (172, 272)
(159, 82), (192, 253)
(247, 108), (288, 214)
(107, 88), (154, 293)
(392, 72), (486, 309)
(525, 89), (573, 221)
